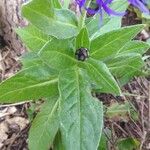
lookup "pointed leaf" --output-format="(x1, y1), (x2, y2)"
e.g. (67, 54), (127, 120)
(98, 129), (111, 150)
(107, 53), (144, 85)
(16, 25), (50, 52)
(76, 27), (90, 49)
(117, 41), (150, 55)
(22, 0), (78, 39)
(59, 68), (103, 150)
(90, 25), (144, 60)
(52, 0), (62, 9)
(29, 97), (59, 150)
(54, 131), (65, 150)
(117, 138), (140, 150)
(0, 64), (58, 102)
(21, 52), (50, 69)
(39, 39), (77, 70)
(79, 58), (121, 95)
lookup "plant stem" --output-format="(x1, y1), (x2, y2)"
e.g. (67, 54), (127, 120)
(79, 0), (92, 29)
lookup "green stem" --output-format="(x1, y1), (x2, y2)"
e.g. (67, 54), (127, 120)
(79, 0), (92, 29)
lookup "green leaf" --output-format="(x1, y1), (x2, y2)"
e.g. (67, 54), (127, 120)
(117, 41), (150, 55)
(98, 128), (112, 150)
(26, 103), (36, 122)
(102, 39), (149, 85)
(54, 131), (65, 150)
(22, 0), (79, 39)
(16, 25), (50, 52)
(98, 128), (111, 150)
(0, 64), (58, 102)
(76, 27), (90, 49)
(90, 25), (144, 60)
(21, 52), (48, 68)
(117, 138), (140, 150)
(62, 0), (70, 8)
(29, 97), (59, 150)
(86, 0), (128, 39)
(52, 0), (62, 9)
(22, 0), (54, 18)
(98, 133), (107, 150)
(107, 53), (144, 85)
(79, 58), (121, 95)
(39, 39), (77, 70)
(106, 102), (130, 118)
(59, 68), (103, 150)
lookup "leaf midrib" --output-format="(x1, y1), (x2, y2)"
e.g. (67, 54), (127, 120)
(0, 78), (58, 98)
(91, 28), (139, 56)
(24, 7), (78, 29)
(39, 49), (77, 63)
(35, 100), (59, 149)
(24, 33), (48, 43)
(75, 69), (81, 149)
(84, 61), (119, 93)
(108, 55), (142, 67)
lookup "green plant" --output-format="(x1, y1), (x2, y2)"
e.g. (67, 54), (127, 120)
(0, 0), (149, 150)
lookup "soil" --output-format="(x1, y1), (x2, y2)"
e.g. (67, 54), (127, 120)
(0, 3), (150, 150)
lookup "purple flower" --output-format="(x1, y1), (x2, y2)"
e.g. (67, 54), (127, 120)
(76, 0), (86, 9)
(75, 0), (149, 17)
(76, 0), (124, 17)
(128, 0), (149, 13)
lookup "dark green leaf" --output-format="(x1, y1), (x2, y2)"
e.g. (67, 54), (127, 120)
(98, 133), (107, 150)
(54, 131), (65, 150)
(52, 0), (62, 9)
(79, 58), (121, 95)
(107, 53), (144, 85)
(59, 68), (103, 150)
(0, 64), (58, 102)
(29, 97), (59, 150)
(90, 25), (144, 60)
(118, 41), (150, 55)
(16, 25), (50, 52)
(98, 128), (112, 150)
(76, 27), (90, 49)
(117, 138), (140, 150)
(22, 0), (78, 39)
(39, 39), (77, 70)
